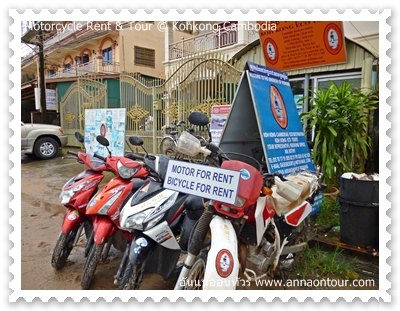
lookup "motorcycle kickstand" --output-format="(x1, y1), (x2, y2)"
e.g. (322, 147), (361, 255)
(102, 235), (114, 263)
(114, 244), (130, 285)
(280, 270), (288, 290)
(84, 229), (94, 258)
(73, 223), (84, 246)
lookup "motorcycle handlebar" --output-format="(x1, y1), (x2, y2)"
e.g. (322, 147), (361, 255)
(67, 150), (78, 157)
(94, 153), (107, 162)
(125, 153), (144, 162)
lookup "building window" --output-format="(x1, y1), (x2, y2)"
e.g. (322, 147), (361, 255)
(47, 69), (56, 77)
(65, 63), (72, 71)
(75, 56), (82, 66)
(134, 46), (155, 68)
(82, 53), (90, 64)
(102, 47), (113, 65)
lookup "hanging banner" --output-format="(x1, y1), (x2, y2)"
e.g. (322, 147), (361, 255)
(84, 108), (126, 157)
(210, 105), (231, 145)
(257, 21), (347, 71)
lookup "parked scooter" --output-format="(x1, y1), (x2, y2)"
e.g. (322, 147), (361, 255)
(80, 135), (150, 289)
(174, 112), (321, 290)
(51, 132), (107, 270)
(115, 136), (205, 290)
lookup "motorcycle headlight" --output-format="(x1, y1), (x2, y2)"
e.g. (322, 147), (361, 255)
(123, 192), (179, 231)
(59, 180), (90, 205)
(97, 191), (123, 215)
(144, 214), (165, 231)
(117, 161), (139, 179)
(144, 192), (179, 230)
(234, 196), (246, 208)
(125, 209), (153, 230)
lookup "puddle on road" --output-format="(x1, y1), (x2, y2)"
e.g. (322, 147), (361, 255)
(39, 201), (66, 216)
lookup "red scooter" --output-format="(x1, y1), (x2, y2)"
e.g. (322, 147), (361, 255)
(51, 132), (107, 270)
(80, 135), (150, 289)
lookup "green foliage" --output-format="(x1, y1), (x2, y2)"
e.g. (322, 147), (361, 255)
(300, 81), (378, 189)
(293, 244), (355, 280)
(315, 198), (340, 228)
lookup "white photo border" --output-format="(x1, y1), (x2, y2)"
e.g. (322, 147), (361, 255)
(9, 8), (391, 303)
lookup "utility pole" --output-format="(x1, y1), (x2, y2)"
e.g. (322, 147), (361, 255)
(37, 24), (46, 123)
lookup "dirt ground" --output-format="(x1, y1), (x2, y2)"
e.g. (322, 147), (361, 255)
(18, 148), (380, 296)
(20, 149), (178, 292)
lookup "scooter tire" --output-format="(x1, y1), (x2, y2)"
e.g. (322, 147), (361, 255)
(184, 252), (208, 290)
(51, 227), (79, 270)
(119, 262), (145, 290)
(80, 243), (105, 290)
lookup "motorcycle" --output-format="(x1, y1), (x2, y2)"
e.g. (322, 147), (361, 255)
(174, 112), (321, 290)
(115, 136), (206, 290)
(80, 135), (150, 289)
(51, 132), (107, 270)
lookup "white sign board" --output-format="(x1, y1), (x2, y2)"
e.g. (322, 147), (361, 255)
(34, 88), (57, 110)
(163, 160), (241, 205)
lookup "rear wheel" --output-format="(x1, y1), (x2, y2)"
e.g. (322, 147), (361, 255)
(80, 243), (105, 289)
(51, 226), (80, 270)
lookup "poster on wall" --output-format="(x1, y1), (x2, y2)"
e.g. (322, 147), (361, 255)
(257, 21), (347, 71)
(210, 105), (231, 145)
(84, 108), (126, 157)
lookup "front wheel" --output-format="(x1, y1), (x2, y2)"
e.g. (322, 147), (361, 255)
(51, 226), (80, 270)
(118, 261), (147, 290)
(159, 136), (177, 159)
(80, 243), (105, 289)
(184, 253), (207, 290)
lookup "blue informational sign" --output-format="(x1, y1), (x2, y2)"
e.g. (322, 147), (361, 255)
(218, 61), (319, 215)
(246, 62), (315, 176)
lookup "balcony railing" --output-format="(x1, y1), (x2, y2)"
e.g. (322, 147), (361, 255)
(169, 30), (238, 60)
(47, 60), (120, 79)
(169, 28), (260, 60)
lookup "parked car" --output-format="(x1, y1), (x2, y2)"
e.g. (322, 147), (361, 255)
(21, 122), (68, 160)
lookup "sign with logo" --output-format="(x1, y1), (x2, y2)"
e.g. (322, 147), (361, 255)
(163, 160), (240, 205)
(257, 21), (346, 71)
(219, 61), (315, 176)
(210, 105), (231, 145)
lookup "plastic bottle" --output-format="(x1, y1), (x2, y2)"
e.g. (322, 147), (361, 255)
(274, 176), (302, 202)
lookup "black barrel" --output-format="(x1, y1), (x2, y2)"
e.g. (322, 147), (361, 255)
(338, 176), (379, 249)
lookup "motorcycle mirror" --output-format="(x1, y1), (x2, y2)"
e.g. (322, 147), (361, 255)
(129, 135), (148, 156)
(188, 112), (209, 126)
(74, 132), (84, 143)
(129, 136), (144, 146)
(96, 135), (109, 147)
